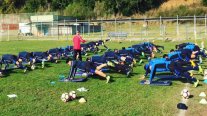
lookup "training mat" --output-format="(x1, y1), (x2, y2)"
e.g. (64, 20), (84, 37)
(140, 80), (172, 86)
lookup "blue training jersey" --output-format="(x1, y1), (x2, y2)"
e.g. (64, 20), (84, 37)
(183, 44), (195, 51)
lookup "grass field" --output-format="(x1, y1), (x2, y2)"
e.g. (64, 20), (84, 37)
(0, 40), (207, 116)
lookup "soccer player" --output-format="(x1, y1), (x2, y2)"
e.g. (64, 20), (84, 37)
(1, 54), (27, 72)
(143, 58), (199, 87)
(65, 59), (111, 83)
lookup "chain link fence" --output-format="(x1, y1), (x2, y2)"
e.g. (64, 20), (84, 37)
(0, 13), (207, 41)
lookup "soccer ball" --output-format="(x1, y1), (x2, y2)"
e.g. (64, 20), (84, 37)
(181, 89), (190, 99)
(82, 73), (88, 77)
(69, 91), (77, 99)
(61, 92), (70, 102)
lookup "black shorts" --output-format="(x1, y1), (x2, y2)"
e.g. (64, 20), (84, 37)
(85, 61), (96, 73)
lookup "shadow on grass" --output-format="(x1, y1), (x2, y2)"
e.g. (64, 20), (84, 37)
(2, 69), (24, 77)
(151, 73), (191, 84)
(90, 75), (116, 83)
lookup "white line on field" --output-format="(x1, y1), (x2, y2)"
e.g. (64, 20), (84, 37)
(177, 83), (190, 116)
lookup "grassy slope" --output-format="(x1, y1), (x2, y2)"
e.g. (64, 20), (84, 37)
(0, 40), (206, 116)
(144, 0), (203, 17)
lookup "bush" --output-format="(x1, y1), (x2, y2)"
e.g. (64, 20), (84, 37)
(203, 0), (207, 6)
(157, 5), (207, 17)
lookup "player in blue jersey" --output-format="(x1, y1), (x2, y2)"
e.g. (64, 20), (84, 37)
(65, 59), (110, 83)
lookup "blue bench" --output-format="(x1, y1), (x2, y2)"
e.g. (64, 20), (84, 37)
(108, 32), (128, 39)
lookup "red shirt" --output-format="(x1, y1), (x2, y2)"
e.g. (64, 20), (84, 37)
(72, 34), (86, 50)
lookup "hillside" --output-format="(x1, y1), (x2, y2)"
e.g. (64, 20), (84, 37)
(159, 0), (201, 10)
(143, 0), (207, 17)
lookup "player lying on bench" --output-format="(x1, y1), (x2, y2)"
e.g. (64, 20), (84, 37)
(64, 58), (111, 83)
(143, 58), (199, 87)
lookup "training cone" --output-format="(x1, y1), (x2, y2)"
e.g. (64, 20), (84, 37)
(199, 98), (207, 105)
(199, 92), (206, 97)
(79, 98), (86, 103)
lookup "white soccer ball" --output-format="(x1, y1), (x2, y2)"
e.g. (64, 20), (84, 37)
(69, 91), (77, 99)
(82, 73), (88, 77)
(181, 89), (190, 99)
(61, 92), (70, 102)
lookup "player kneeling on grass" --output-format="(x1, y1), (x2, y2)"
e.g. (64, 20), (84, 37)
(65, 58), (110, 83)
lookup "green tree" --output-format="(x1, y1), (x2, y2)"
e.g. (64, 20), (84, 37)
(203, 0), (207, 6)
(64, 1), (95, 19)
(23, 0), (41, 12)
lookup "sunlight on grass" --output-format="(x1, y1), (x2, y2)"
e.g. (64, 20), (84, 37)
(0, 40), (206, 115)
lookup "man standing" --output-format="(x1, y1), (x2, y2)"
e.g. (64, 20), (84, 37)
(73, 31), (86, 61)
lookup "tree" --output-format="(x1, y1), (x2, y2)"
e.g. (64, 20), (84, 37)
(203, 0), (207, 6)
(64, 1), (95, 19)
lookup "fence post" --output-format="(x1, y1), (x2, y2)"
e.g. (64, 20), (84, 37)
(194, 15), (197, 42)
(205, 14), (206, 36)
(41, 22), (43, 37)
(7, 24), (9, 41)
(101, 18), (103, 39)
(64, 19), (66, 38)
(130, 17), (132, 37)
(115, 18), (117, 33)
(160, 16), (162, 36)
(58, 16), (59, 40)
(185, 23), (188, 40)
(50, 20), (54, 37)
(144, 17), (146, 36)
(88, 19), (90, 36)
(176, 15), (179, 40)
(83, 23), (84, 37)
(76, 19), (77, 32)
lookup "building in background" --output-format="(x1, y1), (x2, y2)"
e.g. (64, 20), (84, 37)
(30, 15), (101, 36)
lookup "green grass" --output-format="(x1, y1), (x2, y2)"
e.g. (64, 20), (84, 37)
(0, 40), (207, 116)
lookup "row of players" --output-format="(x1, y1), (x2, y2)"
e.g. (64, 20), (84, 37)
(62, 42), (164, 83)
(142, 42), (206, 87)
(1, 40), (167, 85)
(0, 39), (112, 77)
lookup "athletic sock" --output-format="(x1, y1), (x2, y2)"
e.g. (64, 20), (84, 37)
(106, 76), (110, 83)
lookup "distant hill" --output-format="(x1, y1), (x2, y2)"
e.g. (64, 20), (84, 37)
(142, 0), (207, 17)
(159, 0), (201, 10)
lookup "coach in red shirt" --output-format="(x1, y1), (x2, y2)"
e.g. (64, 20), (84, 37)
(73, 31), (86, 61)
